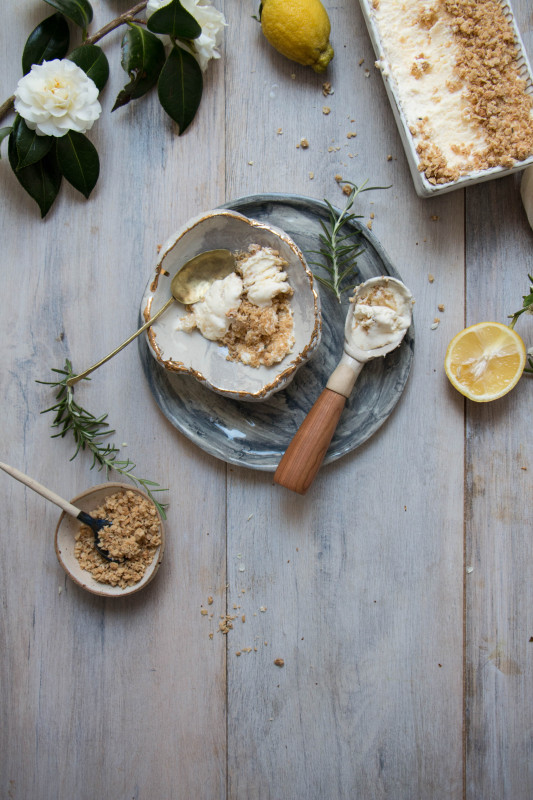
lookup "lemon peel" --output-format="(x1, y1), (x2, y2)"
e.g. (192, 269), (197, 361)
(260, 0), (334, 73)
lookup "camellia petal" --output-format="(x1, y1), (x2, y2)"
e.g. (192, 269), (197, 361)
(14, 58), (102, 137)
(146, 0), (226, 72)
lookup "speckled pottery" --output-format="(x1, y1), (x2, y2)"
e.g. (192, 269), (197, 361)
(139, 194), (415, 471)
(141, 209), (322, 401)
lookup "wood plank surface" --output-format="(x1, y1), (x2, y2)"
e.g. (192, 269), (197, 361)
(0, 0), (531, 798)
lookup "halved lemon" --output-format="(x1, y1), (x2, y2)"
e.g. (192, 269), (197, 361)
(444, 321), (526, 402)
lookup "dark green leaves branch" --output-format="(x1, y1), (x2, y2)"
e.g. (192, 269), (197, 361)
(1, 0), (206, 216)
(37, 360), (168, 518)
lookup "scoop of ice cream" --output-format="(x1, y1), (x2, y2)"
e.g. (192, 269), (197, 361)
(347, 280), (412, 351)
(176, 272), (243, 341)
(237, 245), (292, 307)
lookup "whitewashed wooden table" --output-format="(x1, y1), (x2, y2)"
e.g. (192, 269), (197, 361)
(1, 1), (532, 798)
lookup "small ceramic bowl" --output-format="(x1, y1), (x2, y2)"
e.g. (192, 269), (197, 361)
(141, 209), (322, 401)
(54, 483), (165, 598)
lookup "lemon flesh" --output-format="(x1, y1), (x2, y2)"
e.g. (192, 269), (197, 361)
(261, 0), (334, 72)
(444, 321), (526, 402)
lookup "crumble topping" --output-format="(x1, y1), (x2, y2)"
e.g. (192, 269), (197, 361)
(74, 490), (161, 588)
(176, 244), (295, 368)
(374, 0), (533, 184)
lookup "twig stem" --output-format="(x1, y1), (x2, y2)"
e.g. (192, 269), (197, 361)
(0, 2), (148, 123)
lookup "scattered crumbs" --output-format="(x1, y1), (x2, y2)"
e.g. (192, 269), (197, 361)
(347, 131), (357, 139)
(242, 614), (246, 623)
(342, 184), (352, 195)
(209, 632), (214, 640)
(322, 106), (331, 115)
(264, 641), (268, 646)
(431, 318), (440, 329)
(242, 647), (253, 653)
(236, 651), (241, 656)
(241, 588), (246, 593)
(208, 596), (213, 605)
(529, 637), (533, 642)
(201, 609), (208, 616)
(291, 73), (296, 80)
(322, 81), (333, 96)
(364, 69), (370, 78)
(58, 586), (62, 595)
(161, 268), (170, 276)
(309, 172), (315, 180)
(404, 505), (407, 511)
(300, 138), (309, 149)
(367, 220), (373, 230)
(370, 212), (375, 219)
(521, 466), (527, 471)
(428, 273), (435, 283)
(387, 154), (393, 161)
(246, 513), (254, 521)
(248, 160), (254, 166)
(335, 174), (343, 183)
(438, 303), (445, 312)
(274, 658), (285, 667)
(430, 215), (439, 221)
(219, 614), (236, 634)
(466, 566), (474, 574)
(156, 244), (162, 253)
(260, 606), (267, 612)
(438, 663), (443, 668)
(56, 331), (65, 342)
(276, 127), (283, 135)
(358, 57), (365, 66)
(238, 564), (245, 572)
(348, 153), (354, 158)
(233, 603), (239, 610)
(269, 717), (274, 721)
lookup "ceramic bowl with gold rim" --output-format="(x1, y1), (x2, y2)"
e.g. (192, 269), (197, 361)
(141, 209), (322, 401)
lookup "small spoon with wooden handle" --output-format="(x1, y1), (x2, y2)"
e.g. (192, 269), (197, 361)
(0, 462), (121, 562)
(274, 277), (413, 495)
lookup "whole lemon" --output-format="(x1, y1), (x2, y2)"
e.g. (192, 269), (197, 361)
(260, 0), (334, 73)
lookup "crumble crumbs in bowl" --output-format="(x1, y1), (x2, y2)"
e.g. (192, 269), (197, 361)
(142, 209), (322, 401)
(54, 483), (165, 597)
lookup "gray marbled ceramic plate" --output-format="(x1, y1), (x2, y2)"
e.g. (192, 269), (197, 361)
(138, 194), (415, 471)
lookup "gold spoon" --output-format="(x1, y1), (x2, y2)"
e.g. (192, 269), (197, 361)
(67, 249), (235, 387)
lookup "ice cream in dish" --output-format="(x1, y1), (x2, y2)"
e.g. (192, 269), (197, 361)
(142, 209), (321, 401)
(176, 244), (295, 368)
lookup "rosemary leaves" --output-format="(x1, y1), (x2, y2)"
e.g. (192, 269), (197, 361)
(307, 179), (389, 302)
(37, 359), (167, 518)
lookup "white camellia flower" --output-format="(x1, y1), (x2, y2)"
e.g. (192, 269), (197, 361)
(14, 59), (102, 138)
(147, 0), (226, 72)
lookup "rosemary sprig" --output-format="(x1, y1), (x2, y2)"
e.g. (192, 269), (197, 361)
(509, 274), (533, 374)
(37, 359), (168, 518)
(307, 179), (390, 302)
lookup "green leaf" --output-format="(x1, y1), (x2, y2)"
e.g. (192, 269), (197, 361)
(112, 24), (166, 110)
(56, 131), (99, 198)
(68, 44), (109, 91)
(22, 13), (70, 75)
(157, 45), (203, 134)
(43, 0), (93, 30)
(8, 133), (61, 217)
(12, 115), (54, 169)
(147, 0), (201, 39)
(0, 127), (12, 159)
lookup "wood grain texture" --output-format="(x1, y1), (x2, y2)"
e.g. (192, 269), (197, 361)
(0, 0), (532, 798)
(274, 388), (347, 494)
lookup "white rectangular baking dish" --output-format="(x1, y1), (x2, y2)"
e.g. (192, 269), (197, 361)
(359, 0), (533, 197)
